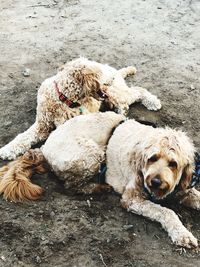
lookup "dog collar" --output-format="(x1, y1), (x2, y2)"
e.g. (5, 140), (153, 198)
(54, 81), (81, 108)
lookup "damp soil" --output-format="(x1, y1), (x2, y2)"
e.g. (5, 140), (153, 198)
(0, 0), (200, 266)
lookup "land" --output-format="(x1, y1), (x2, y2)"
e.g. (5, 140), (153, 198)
(0, 0), (200, 266)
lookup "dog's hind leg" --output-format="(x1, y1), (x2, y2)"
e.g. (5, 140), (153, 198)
(117, 66), (137, 78)
(105, 72), (161, 114)
(130, 86), (161, 111)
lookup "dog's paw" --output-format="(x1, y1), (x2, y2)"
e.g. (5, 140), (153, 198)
(0, 148), (17, 160)
(142, 95), (161, 111)
(125, 66), (137, 76)
(119, 66), (137, 78)
(172, 230), (198, 249)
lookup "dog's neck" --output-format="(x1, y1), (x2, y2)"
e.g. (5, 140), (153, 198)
(54, 81), (81, 108)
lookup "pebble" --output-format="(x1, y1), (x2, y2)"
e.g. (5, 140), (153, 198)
(86, 199), (91, 208)
(50, 211), (55, 217)
(123, 224), (134, 230)
(35, 256), (41, 263)
(190, 84), (195, 90)
(4, 121), (12, 127)
(0, 256), (6, 262)
(22, 68), (31, 77)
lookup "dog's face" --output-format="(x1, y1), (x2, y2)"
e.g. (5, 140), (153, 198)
(61, 65), (108, 103)
(140, 130), (194, 200)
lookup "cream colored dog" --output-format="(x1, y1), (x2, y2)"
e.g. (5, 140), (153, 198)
(1, 112), (199, 249)
(0, 57), (161, 160)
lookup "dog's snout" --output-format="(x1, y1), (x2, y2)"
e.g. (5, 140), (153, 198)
(151, 176), (162, 188)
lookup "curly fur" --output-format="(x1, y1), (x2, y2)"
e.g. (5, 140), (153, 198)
(0, 112), (200, 249)
(0, 57), (161, 160)
(106, 119), (198, 248)
(0, 112), (124, 201)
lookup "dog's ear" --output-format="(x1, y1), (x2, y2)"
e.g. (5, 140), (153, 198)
(74, 66), (101, 95)
(179, 164), (194, 191)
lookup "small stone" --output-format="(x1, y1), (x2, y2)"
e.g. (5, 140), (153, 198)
(50, 211), (55, 217)
(1, 256), (6, 262)
(190, 84), (195, 90)
(22, 68), (31, 77)
(123, 224), (134, 230)
(35, 256), (41, 263)
(4, 121), (12, 127)
(86, 199), (91, 208)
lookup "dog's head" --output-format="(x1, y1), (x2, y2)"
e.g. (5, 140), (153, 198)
(60, 65), (108, 103)
(138, 128), (195, 200)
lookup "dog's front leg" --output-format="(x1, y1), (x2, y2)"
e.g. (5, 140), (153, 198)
(179, 188), (200, 210)
(121, 192), (198, 248)
(0, 120), (53, 160)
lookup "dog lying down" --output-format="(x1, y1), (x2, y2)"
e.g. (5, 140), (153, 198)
(0, 112), (200, 249)
(0, 57), (161, 160)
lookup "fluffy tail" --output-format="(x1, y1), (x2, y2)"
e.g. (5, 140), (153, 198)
(0, 149), (48, 202)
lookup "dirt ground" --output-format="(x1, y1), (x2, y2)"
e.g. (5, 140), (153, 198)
(1, 0), (200, 266)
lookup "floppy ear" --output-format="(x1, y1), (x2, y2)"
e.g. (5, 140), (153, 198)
(74, 66), (101, 95)
(179, 164), (194, 191)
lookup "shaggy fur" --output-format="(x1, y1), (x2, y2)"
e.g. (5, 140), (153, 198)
(0, 112), (124, 201)
(106, 119), (198, 248)
(0, 112), (199, 249)
(0, 57), (161, 160)
(0, 149), (47, 202)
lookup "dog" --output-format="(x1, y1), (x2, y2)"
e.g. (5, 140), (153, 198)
(0, 112), (199, 249)
(0, 57), (161, 160)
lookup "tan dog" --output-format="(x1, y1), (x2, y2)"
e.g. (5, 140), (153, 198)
(1, 112), (199, 249)
(0, 57), (161, 160)
(106, 119), (199, 248)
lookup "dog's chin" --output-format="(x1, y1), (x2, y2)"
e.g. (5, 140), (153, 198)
(146, 186), (170, 200)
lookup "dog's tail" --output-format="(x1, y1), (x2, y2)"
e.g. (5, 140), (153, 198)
(0, 149), (48, 202)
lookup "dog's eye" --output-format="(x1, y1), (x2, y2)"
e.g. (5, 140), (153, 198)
(148, 155), (158, 163)
(168, 161), (177, 169)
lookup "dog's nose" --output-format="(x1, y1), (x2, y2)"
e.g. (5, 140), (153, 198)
(151, 176), (162, 188)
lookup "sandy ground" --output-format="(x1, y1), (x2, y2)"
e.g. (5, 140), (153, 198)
(1, 0), (200, 266)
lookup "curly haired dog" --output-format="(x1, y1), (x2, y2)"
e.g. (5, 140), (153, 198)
(0, 57), (161, 160)
(0, 112), (199, 249)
